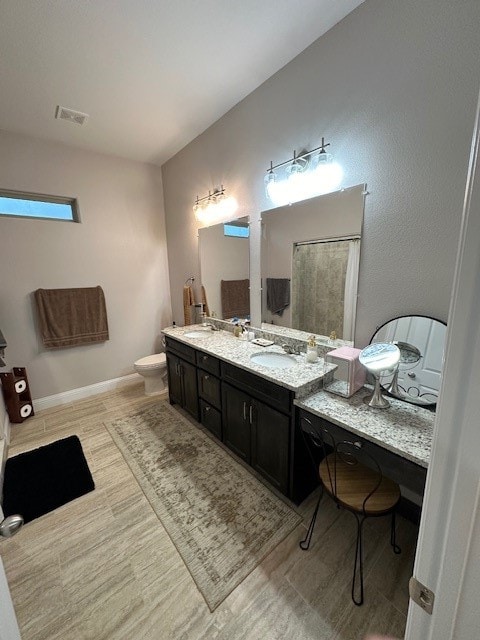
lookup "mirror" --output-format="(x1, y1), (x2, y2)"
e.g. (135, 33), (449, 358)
(260, 184), (365, 343)
(359, 343), (401, 409)
(198, 216), (250, 320)
(370, 315), (447, 407)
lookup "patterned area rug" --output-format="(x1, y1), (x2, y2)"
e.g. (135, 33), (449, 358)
(105, 401), (301, 611)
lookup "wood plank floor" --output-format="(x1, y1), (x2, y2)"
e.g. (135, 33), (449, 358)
(0, 382), (417, 639)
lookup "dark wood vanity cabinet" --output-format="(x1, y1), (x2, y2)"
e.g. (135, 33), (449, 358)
(196, 351), (222, 439)
(251, 398), (290, 495)
(166, 336), (293, 498)
(221, 361), (292, 495)
(221, 383), (290, 494)
(199, 400), (222, 440)
(165, 338), (199, 421)
(222, 383), (251, 463)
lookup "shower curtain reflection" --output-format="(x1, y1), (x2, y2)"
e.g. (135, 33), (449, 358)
(291, 238), (360, 340)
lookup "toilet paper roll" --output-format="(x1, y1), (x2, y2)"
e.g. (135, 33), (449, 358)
(20, 404), (32, 418)
(15, 379), (27, 394)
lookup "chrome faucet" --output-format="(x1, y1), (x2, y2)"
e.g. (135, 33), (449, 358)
(282, 343), (302, 355)
(202, 321), (219, 331)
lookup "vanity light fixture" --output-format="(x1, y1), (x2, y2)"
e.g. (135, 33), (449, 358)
(264, 138), (343, 207)
(193, 185), (238, 225)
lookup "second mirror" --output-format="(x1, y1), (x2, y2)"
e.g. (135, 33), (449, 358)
(198, 216), (250, 321)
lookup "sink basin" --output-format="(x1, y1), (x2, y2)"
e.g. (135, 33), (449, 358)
(183, 329), (212, 339)
(250, 351), (297, 369)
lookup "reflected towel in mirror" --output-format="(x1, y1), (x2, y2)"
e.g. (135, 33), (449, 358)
(221, 279), (250, 319)
(183, 286), (195, 325)
(266, 278), (290, 316)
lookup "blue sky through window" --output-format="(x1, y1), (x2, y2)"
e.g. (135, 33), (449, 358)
(0, 196), (75, 221)
(223, 223), (249, 238)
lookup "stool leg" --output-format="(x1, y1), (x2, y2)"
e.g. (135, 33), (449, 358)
(299, 489), (323, 551)
(390, 510), (401, 554)
(352, 514), (366, 606)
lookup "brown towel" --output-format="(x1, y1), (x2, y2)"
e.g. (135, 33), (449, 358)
(34, 286), (109, 349)
(221, 279), (250, 319)
(201, 285), (210, 317)
(183, 286), (195, 325)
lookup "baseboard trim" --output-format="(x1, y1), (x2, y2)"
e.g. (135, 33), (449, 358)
(34, 373), (142, 412)
(1, 411), (9, 445)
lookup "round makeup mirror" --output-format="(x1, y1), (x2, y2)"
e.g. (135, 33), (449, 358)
(359, 343), (401, 409)
(370, 315), (447, 407)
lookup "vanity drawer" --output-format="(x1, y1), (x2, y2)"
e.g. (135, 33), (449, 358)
(199, 400), (222, 440)
(165, 337), (196, 364)
(197, 369), (221, 410)
(297, 409), (427, 496)
(221, 361), (292, 414)
(196, 351), (220, 376)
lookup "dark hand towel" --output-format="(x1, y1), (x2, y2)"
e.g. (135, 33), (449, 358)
(266, 278), (290, 316)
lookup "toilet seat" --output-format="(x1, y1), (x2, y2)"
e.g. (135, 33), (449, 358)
(134, 353), (166, 370)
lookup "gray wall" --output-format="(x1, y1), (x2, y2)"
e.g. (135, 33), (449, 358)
(0, 130), (171, 400)
(162, 0), (480, 346)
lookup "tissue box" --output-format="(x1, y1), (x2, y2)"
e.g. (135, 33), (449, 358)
(324, 346), (366, 398)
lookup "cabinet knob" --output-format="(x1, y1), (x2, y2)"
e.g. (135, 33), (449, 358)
(202, 355), (208, 361)
(205, 406), (210, 412)
(204, 375), (210, 381)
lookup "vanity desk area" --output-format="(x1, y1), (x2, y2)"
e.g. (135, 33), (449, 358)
(163, 322), (435, 519)
(294, 388), (434, 511)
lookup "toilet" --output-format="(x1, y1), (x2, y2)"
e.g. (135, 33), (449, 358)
(134, 353), (167, 396)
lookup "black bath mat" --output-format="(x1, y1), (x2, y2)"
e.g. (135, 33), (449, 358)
(2, 435), (95, 524)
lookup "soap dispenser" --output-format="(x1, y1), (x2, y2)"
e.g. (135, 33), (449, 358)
(306, 335), (318, 363)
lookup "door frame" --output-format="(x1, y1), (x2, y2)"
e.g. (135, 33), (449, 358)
(405, 86), (480, 638)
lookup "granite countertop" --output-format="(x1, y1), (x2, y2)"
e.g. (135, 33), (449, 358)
(295, 389), (434, 468)
(162, 325), (334, 396)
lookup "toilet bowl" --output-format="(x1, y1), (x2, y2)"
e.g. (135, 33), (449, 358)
(134, 353), (167, 396)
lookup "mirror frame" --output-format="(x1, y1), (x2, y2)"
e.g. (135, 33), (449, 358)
(198, 215), (250, 321)
(259, 184), (366, 343)
(369, 314), (447, 408)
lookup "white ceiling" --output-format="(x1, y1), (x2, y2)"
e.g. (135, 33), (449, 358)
(0, 1), (364, 167)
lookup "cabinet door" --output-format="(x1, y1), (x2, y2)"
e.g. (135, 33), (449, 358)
(166, 353), (182, 406)
(180, 359), (199, 421)
(251, 399), (290, 495)
(199, 399), (222, 440)
(197, 370), (221, 410)
(222, 383), (251, 463)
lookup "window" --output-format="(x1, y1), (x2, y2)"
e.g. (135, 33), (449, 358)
(0, 190), (79, 222)
(223, 222), (249, 238)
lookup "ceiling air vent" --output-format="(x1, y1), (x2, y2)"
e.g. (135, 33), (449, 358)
(55, 105), (89, 126)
